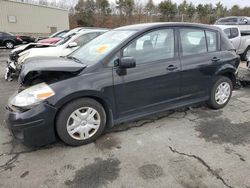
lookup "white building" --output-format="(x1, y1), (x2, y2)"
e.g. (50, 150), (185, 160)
(0, 0), (69, 36)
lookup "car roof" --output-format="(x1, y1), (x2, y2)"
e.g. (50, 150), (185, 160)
(78, 29), (109, 34)
(215, 25), (239, 30)
(67, 29), (108, 43)
(218, 16), (250, 20)
(115, 22), (220, 32)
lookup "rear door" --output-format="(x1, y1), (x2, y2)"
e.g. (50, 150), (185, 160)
(112, 28), (181, 118)
(179, 28), (220, 99)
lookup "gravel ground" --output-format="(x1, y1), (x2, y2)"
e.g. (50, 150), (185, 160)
(0, 49), (250, 188)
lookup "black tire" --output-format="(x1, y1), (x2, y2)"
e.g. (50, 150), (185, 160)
(242, 46), (250, 61)
(56, 98), (106, 146)
(5, 41), (14, 49)
(208, 76), (233, 109)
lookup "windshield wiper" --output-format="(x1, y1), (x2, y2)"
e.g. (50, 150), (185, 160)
(66, 56), (82, 64)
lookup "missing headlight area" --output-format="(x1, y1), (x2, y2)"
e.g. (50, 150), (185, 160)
(19, 70), (81, 89)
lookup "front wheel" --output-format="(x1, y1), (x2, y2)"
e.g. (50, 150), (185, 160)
(56, 98), (106, 146)
(5, 41), (14, 49)
(208, 76), (233, 109)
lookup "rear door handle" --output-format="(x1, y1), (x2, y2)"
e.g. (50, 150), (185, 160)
(211, 57), (220, 62)
(166, 65), (178, 71)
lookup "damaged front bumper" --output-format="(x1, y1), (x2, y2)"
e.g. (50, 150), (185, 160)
(5, 59), (21, 81)
(5, 102), (57, 147)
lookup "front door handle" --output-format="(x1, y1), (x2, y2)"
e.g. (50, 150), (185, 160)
(166, 65), (178, 71)
(211, 57), (220, 62)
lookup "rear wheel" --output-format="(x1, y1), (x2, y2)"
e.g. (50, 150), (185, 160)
(5, 41), (14, 49)
(56, 98), (106, 146)
(242, 46), (250, 61)
(208, 76), (232, 109)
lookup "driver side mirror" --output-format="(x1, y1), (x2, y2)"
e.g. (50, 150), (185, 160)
(243, 19), (248, 24)
(115, 57), (136, 76)
(67, 42), (78, 48)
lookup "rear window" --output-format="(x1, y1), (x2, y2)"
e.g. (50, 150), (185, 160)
(220, 18), (238, 23)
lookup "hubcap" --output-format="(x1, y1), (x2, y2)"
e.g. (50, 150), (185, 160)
(215, 82), (231, 105)
(6, 42), (13, 49)
(66, 107), (101, 140)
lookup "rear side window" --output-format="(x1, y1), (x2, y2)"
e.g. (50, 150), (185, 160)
(223, 28), (231, 38)
(206, 31), (217, 52)
(223, 28), (239, 39)
(180, 29), (207, 56)
(231, 28), (239, 38)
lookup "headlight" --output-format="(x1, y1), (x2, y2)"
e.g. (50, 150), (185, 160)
(18, 51), (30, 64)
(10, 83), (55, 107)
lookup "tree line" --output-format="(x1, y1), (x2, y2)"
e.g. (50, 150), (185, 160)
(70, 0), (250, 28)
(14, 0), (250, 28)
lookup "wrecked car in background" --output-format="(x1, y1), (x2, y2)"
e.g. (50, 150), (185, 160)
(5, 23), (240, 147)
(5, 29), (108, 81)
(216, 25), (250, 61)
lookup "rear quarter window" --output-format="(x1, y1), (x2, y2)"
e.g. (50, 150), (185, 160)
(206, 30), (218, 52)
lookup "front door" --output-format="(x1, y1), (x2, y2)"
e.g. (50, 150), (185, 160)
(112, 28), (181, 118)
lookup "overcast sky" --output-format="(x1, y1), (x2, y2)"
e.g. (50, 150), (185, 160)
(154, 0), (248, 8)
(109, 0), (248, 8)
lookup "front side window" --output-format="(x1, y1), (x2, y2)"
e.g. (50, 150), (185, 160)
(123, 29), (175, 64)
(180, 29), (207, 56)
(206, 31), (217, 52)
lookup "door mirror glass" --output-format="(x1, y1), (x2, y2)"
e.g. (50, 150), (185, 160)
(67, 42), (78, 48)
(117, 57), (136, 69)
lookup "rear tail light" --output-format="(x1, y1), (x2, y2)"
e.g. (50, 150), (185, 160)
(16, 36), (22, 41)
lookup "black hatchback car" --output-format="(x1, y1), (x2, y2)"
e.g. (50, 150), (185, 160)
(0, 32), (23, 49)
(6, 23), (240, 147)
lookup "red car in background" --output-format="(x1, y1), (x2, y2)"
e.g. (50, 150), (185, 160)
(37, 29), (69, 44)
(38, 37), (61, 44)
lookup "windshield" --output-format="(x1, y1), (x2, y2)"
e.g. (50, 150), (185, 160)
(70, 30), (136, 64)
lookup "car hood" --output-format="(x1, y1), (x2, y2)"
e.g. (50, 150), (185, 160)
(19, 56), (87, 84)
(11, 43), (56, 55)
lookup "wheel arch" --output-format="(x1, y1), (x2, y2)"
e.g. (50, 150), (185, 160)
(53, 91), (115, 129)
(4, 39), (15, 44)
(215, 67), (237, 87)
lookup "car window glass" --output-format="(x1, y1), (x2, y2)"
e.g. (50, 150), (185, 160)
(0, 32), (3, 37)
(231, 28), (239, 38)
(206, 31), (217, 52)
(73, 33), (100, 46)
(123, 29), (174, 64)
(180, 29), (207, 56)
(73, 34), (90, 46)
(227, 18), (238, 22)
(223, 28), (231, 38)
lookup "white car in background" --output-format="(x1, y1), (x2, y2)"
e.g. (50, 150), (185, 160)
(5, 29), (108, 81)
(18, 29), (108, 65)
(216, 25), (250, 60)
